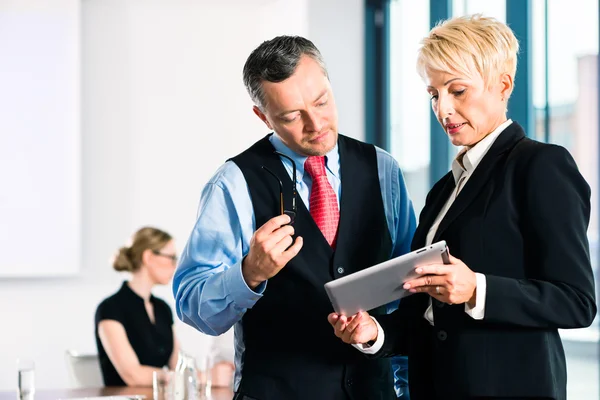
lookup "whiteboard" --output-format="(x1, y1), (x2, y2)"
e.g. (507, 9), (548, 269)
(0, 0), (81, 277)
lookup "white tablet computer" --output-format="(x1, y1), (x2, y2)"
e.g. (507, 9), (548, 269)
(324, 240), (449, 315)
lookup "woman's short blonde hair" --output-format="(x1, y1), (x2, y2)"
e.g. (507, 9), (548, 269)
(417, 14), (519, 89)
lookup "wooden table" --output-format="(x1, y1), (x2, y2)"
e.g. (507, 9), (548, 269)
(0, 386), (233, 399)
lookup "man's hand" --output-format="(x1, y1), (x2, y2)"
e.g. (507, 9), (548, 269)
(242, 214), (303, 289)
(327, 312), (378, 345)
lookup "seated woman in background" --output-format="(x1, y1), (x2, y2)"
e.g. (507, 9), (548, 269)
(95, 226), (180, 386)
(96, 226), (236, 387)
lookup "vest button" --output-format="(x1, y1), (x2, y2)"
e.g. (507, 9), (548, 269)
(437, 330), (448, 341)
(337, 266), (344, 274)
(346, 378), (353, 386)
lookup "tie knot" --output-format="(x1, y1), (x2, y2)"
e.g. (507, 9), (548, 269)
(304, 156), (327, 179)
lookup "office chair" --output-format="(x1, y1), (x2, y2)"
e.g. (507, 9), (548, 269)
(64, 350), (103, 388)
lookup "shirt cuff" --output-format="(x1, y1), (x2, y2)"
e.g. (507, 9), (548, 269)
(465, 273), (486, 320)
(223, 259), (266, 309)
(352, 317), (385, 355)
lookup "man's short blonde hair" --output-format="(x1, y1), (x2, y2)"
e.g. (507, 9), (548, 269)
(417, 14), (519, 89)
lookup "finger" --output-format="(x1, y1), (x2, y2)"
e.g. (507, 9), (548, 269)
(349, 321), (374, 344)
(279, 236), (303, 263)
(414, 264), (452, 276)
(345, 312), (364, 333)
(271, 234), (294, 255)
(403, 275), (446, 290)
(262, 225), (295, 250)
(344, 317), (367, 343)
(409, 285), (440, 295)
(327, 313), (339, 327)
(334, 314), (348, 333)
(448, 254), (460, 264)
(257, 214), (292, 236)
(336, 319), (350, 339)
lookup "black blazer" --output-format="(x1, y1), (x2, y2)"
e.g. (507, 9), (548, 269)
(375, 122), (597, 400)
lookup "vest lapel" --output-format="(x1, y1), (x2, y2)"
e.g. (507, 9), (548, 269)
(258, 137), (334, 256)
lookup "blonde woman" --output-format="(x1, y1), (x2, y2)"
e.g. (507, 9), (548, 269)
(95, 227), (181, 386)
(328, 15), (596, 400)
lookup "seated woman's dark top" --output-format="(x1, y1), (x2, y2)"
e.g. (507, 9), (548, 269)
(95, 281), (174, 386)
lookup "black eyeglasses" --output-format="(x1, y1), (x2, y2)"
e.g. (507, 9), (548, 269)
(261, 151), (297, 224)
(152, 250), (178, 263)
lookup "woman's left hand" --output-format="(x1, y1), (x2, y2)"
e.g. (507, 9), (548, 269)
(403, 254), (477, 306)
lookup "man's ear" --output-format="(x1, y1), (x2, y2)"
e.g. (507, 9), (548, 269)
(253, 105), (273, 130)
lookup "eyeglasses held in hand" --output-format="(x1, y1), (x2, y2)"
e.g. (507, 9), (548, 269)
(152, 250), (178, 263)
(261, 151), (297, 224)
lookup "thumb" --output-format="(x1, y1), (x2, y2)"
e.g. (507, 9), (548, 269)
(448, 252), (460, 264)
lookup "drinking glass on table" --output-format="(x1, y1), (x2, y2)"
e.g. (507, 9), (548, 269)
(197, 351), (215, 397)
(153, 367), (175, 400)
(16, 358), (35, 400)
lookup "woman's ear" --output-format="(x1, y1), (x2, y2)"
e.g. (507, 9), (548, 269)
(141, 248), (154, 267)
(499, 72), (514, 101)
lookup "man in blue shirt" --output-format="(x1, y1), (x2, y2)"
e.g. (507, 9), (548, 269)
(173, 35), (415, 400)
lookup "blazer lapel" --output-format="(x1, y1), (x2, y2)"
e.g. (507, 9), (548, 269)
(412, 173), (455, 248)
(433, 122), (526, 242)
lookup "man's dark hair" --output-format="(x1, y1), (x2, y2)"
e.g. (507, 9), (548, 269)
(243, 35), (328, 110)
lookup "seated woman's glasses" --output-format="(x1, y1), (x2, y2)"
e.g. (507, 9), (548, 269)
(152, 250), (178, 263)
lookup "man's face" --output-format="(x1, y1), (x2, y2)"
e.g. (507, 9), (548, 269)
(253, 56), (338, 157)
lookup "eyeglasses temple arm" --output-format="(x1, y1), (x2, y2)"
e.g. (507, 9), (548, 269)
(261, 165), (285, 216)
(273, 151), (298, 213)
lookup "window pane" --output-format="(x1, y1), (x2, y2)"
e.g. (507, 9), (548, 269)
(452, 0), (506, 22)
(389, 1), (430, 215)
(449, 0), (507, 165)
(534, 0), (600, 398)
(532, 0), (547, 142)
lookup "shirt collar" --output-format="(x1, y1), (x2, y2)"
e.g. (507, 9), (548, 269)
(451, 119), (513, 183)
(269, 133), (340, 182)
(121, 281), (154, 303)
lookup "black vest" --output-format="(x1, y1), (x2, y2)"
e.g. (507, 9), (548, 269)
(231, 134), (395, 400)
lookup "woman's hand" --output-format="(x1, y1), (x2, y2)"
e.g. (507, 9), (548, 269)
(327, 311), (378, 345)
(403, 254), (478, 306)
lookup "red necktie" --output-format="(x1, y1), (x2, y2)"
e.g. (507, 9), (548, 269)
(304, 156), (340, 248)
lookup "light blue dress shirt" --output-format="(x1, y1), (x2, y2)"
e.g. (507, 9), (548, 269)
(173, 133), (416, 397)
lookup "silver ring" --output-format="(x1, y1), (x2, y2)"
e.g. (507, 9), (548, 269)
(435, 286), (440, 295)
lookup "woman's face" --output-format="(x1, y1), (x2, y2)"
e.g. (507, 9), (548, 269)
(146, 240), (178, 285)
(425, 68), (511, 148)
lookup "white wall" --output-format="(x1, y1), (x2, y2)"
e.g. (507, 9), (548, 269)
(0, 0), (364, 390)
(0, 0), (82, 278)
(308, 0), (364, 140)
